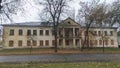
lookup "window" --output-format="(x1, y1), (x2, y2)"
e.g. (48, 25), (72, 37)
(19, 29), (23, 35)
(40, 40), (43, 46)
(46, 30), (49, 35)
(45, 40), (49, 46)
(27, 30), (31, 36)
(33, 40), (37, 46)
(94, 31), (97, 36)
(105, 40), (108, 45)
(40, 30), (43, 35)
(98, 31), (101, 36)
(10, 29), (14, 35)
(27, 40), (31, 46)
(104, 31), (107, 36)
(9, 40), (14, 47)
(110, 31), (113, 36)
(59, 39), (63, 46)
(84, 31), (87, 36)
(99, 40), (102, 45)
(68, 21), (70, 24)
(90, 40), (93, 45)
(111, 40), (114, 45)
(66, 40), (69, 46)
(18, 40), (22, 47)
(33, 30), (37, 35)
(94, 40), (98, 45)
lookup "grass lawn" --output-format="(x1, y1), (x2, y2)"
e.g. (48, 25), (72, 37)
(0, 62), (120, 68)
(0, 48), (120, 55)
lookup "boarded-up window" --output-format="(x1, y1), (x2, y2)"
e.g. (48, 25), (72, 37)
(94, 40), (98, 45)
(90, 40), (93, 45)
(45, 40), (49, 46)
(27, 40), (31, 46)
(18, 40), (22, 47)
(99, 40), (102, 45)
(66, 40), (69, 46)
(75, 39), (79, 46)
(40, 40), (43, 46)
(111, 40), (114, 45)
(9, 40), (14, 47)
(33, 40), (37, 46)
(52, 40), (55, 46)
(85, 40), (89, 45)
(105, 40), (108, 45)
(59, 39), (63, 46)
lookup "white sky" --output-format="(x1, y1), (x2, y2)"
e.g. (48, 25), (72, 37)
(2, 0), (116, 23)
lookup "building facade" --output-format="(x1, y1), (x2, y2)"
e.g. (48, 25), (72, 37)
(2, 18), (118, 48)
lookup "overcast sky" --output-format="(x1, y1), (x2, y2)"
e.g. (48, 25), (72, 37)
(1, 0), (116, 23)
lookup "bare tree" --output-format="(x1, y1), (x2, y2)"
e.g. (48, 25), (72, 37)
(78, 0), (101, 50)
(0, 0), (24, 23)
(0, 0), (2, 10)
(107, 0), (120, 27)
(78, 0), (115, 52)
(37, 0), (72, 52)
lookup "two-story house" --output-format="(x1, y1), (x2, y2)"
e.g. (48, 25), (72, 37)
(2, 18), (118, 48)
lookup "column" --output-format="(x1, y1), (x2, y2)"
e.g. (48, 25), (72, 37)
(63, 28), (65, 37)
(57, 39), (59, 48)
(73, 39), (76, 48)
(79, 39), (81, 48)
(73, 28), (75, 37)
(63, 39), (65, 48)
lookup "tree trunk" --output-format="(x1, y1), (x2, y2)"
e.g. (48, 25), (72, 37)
(103, 39), (104, 53)
(81, 27), (90, 51)
(54, 25), (58, 52)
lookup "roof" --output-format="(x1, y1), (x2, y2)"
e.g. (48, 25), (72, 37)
(2, 17), (80, 27)
(1, 17), (118, 29)
(2, 22), (53, 27)
(59, 17), (81, 26)
(81, 26), (118, 29)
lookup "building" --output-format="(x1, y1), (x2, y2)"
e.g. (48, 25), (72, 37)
(117, 31), (120, 47)
(0, 26), (2, 46)
(2, 18), (118, 49)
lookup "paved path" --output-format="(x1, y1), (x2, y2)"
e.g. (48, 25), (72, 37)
(0, 54), (120, 63)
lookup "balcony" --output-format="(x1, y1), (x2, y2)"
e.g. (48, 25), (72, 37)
(58, 28), (81, 38)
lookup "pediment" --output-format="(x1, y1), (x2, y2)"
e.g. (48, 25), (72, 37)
(59, 17), (80, 26)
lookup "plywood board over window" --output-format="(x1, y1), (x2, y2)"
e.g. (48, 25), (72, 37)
(99, 40), (102, 45)
(33, 40), (37, 46)
(111, 40), (114, 45)
(52, 40), (55, 46)
(9, 40), (14, 47)
(40, 40), (43, 46)
(45, 40), (49, 46)
(27, 40), (31, 46)
(105, 40), (108, 45)
(18, 40), (22, 47)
